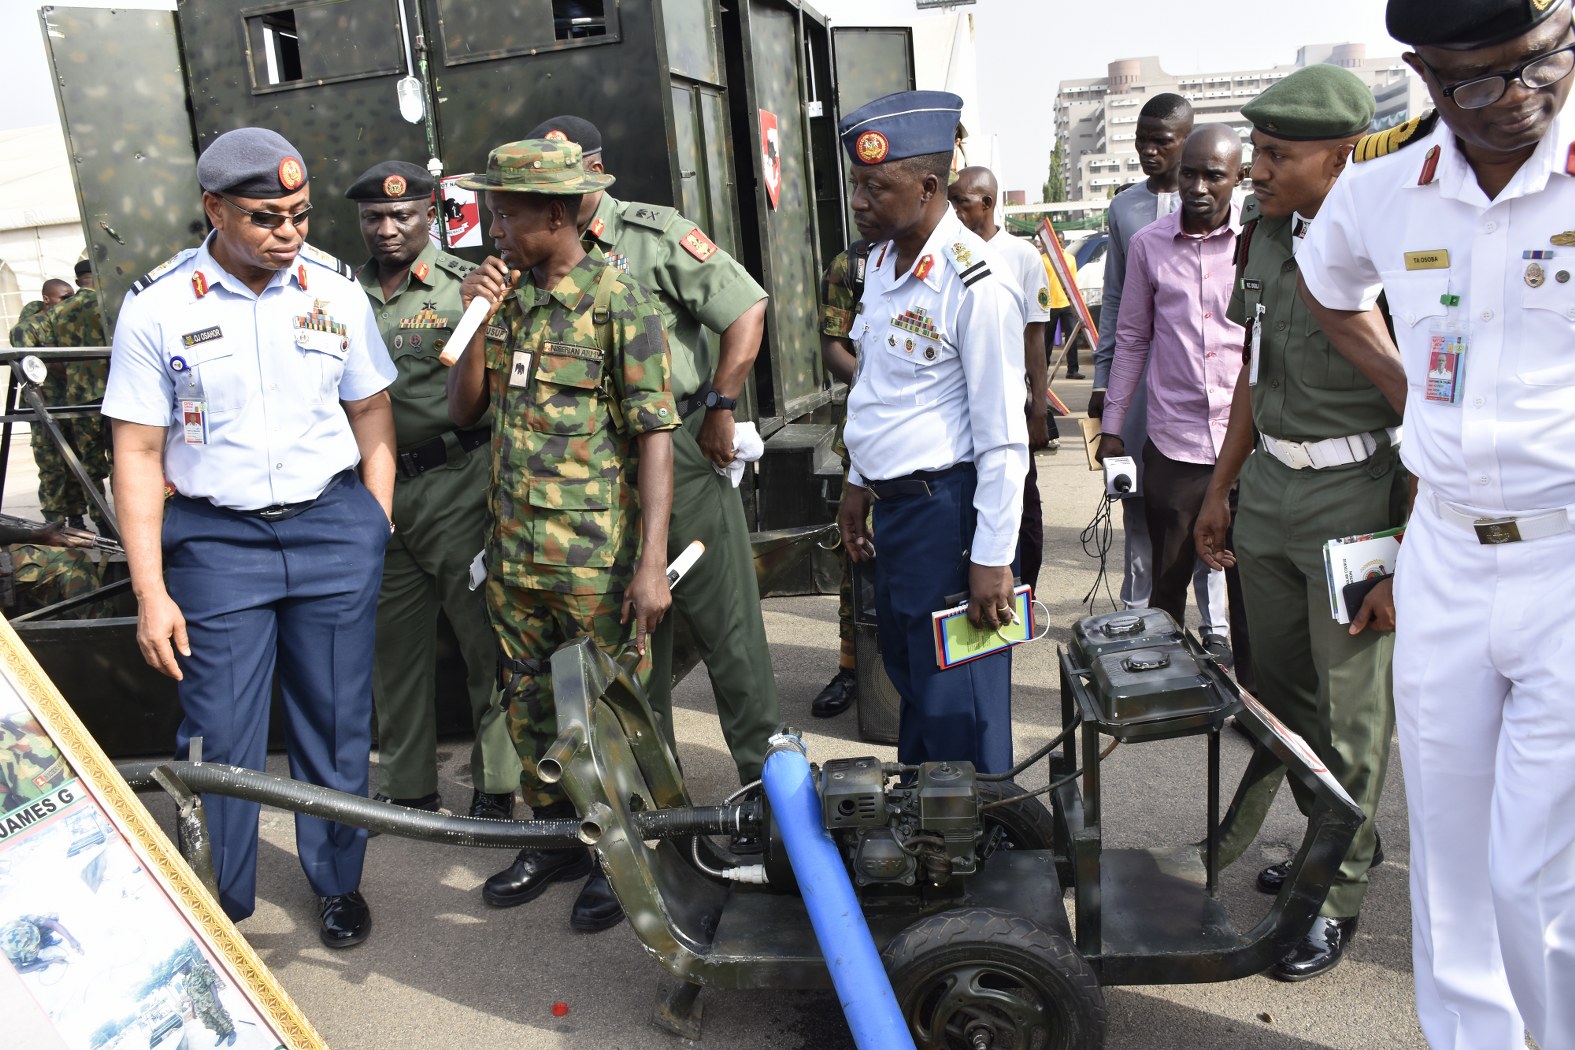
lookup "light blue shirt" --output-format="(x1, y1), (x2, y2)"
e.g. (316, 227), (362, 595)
(103, 235), (396, 510)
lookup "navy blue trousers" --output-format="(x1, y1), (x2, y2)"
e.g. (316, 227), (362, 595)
(165, 473), (389, 920)
(871, 466), (1014, 774)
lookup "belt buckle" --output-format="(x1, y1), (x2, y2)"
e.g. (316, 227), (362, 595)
(1473, 517), (1521, 544)
(398, 449), (422, 478)
(256, 505), (289, 522)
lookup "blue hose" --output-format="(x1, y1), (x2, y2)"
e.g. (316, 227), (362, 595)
(762, 731), (915, 1050)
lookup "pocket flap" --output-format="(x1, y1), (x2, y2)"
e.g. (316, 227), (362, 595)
(527, 476), (612, 511)
(536, 343), (605, 388)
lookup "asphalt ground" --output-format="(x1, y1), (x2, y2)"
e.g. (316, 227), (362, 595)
(2, 380), (1436, 1049)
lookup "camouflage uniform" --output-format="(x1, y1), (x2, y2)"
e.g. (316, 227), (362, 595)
(14, 290), (110, 519)
(359, 242), (518, 801)
(0, 714), (70, 815)
(8, 301), (45, 347)
(2, 544), (108, 619)
(183, 956), (235, 1041)
(0, 914), (67, 969)
(819, 250), (858, 674)
(482, 252), (678, 810)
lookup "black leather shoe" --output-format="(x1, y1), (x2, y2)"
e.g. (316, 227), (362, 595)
(1257, 834), (1384, 895)
(570, 868), (624, 932)
(482, 846), (592, 908)
(1065, 371), (1086, 380)
(318, 891), (371, 949)
(1201, 633), (1234, 670)
(1271, 915), (1357, 981)
(469, 790), (515, 821)
(811, 668), (858, 718)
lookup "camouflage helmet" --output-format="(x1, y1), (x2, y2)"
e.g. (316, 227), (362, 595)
(456, 139), (614, 196)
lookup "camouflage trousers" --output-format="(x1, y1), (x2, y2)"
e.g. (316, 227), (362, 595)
(193, 999), (234, 1038)
(485, 580), (634, 811)
(30, 364), (109, 519)
(3, 544), (107, 618)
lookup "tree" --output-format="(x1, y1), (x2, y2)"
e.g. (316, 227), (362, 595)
(1043, 141), (1067, 204)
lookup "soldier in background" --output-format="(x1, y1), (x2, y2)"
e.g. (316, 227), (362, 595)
(73, 259), (94, 291)
(178, 954), (236, 1046)
(13, 287), (111, 529)
(346, 161), (519, 823)
(526, 116), (781, 810)
(0, 710), (71, 815)
(447, 139), (677, 932)
(0, 516), (103, 620)
(8, 279), (72, 346)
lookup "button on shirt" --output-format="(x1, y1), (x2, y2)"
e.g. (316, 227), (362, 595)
(1301, 105), (1575, 514)
(103, 236), (396, 510)
(1104, 207), (1244, 464)
(844, 212), (1030, 566)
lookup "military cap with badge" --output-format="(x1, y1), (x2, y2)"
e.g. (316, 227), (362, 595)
(1387, 0), (1566, 49)
(838, 89), (967, 167)
(344, 160), (436, 203)
(197, 127), (309, 198)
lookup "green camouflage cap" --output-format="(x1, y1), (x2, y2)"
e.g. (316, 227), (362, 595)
(456, 139), (614, 195)
(1242, 65), (1376, 141)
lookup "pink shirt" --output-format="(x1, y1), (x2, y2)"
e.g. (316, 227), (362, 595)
(1103, 207), (1244, 465)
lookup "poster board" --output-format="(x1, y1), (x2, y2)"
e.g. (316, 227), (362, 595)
(1037, 219), (1099, 348)
(0, 618), (322, 1049)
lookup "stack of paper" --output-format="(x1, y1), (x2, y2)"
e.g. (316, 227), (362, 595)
(1323, 526), (1403, 624)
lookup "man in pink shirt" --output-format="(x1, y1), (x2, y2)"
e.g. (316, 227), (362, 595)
(1099, 125), (1245, 630)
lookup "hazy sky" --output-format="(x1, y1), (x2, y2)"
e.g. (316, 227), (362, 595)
(4, 0), (1400, 193)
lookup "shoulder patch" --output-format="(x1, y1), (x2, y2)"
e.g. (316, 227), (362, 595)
(622, 203), (678, 231)
(1353, 111), (1439, 164)
(946, 240), (991, 288)
(299, 243), (355, 280)
(130, 248), (199, 295)
(680, 227), (719, 263)
(434, 253), (477, 279)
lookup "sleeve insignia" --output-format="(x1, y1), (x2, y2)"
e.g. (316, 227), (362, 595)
(1037, 287), (1051, 308)
(947, 240), (991, 287)
(130, 248), (199, 295)
(299, 243), (356, 280)
(681, 227), (718, 262)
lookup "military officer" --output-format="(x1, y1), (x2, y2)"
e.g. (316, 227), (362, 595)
(346, 161), (519, 822)
(178, 954), (236, 1046)
(13, 286), (109, 529)
(447, 139), (677, 932)
(0, 712), (69, 815)
(835, 90), (1029, 773)
(1299, 0), (1575, 1043)
(524, 115), (780, 794)
(103, 128), (397, 947)
(9, 280), (71, 346)
(1193, 65), (1406, 982)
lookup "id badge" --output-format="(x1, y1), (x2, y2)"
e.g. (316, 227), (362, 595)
(1424, 323), (1468, 405)
(1248, 303), (1265, 387)
(180, 398), (209, 445)
(508, 351), (533, 388)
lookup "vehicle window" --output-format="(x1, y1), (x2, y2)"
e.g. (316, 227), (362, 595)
(246, 0), (405, 93)
(437, 0), (620, 66)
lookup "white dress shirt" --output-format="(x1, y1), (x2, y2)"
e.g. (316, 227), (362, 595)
(985, 228), (1053, 324)
(844, 211), (1029, 566)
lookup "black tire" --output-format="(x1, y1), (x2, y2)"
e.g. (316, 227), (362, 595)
(883, 907), (1106, 1050)
(977, 779), (1057, 854)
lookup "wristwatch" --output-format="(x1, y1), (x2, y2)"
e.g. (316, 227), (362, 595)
(704, 390), (737, 412)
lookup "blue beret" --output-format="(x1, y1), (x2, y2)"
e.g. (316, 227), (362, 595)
(1388, 0), (1565, 49)
(345, 161), (435, 202)
(839, 90), (963, 166)
(198, 128), (308, 199)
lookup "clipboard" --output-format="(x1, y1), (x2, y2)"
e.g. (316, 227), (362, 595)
(932, 584), (1034, 669)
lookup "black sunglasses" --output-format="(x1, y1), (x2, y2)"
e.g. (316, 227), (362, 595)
(218, 195), (313, 230)
(1418, 41), (1575, 111)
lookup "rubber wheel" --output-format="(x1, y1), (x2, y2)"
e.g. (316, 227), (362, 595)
(977, 779), (1056, 854)
(883, 907), (1106, 1050)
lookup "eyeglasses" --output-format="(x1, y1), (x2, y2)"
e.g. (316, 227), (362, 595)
(218, 195), (313, 230)
(1420, 41), (1575, 110)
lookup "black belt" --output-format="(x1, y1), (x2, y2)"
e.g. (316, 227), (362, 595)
(864, 463), (973, 501)
(230, 470), (351, 522)
(676, 382), (715, 420)
(397, 427), (490, 479)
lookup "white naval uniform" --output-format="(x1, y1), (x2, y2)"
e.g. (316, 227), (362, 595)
(986, 229), (1054, 329)
(844, 211), (1030, 566)
(1302, 105), (1575, 1050)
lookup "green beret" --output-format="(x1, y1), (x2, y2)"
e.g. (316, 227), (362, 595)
(1242, 65), (1376, 141)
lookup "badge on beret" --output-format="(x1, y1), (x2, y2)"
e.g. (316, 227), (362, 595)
(545, 130), (569, 142)
(383, 174), (407, 198)
(856, 131), (890, 165)
(681, 227), (718, 262)
(1534, 0), (1555, 11)
(279, 156), (305, 191)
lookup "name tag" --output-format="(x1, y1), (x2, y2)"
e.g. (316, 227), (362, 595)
(1405, 250), (1450, 270)
(181, 326), (222, 348)
(1241, 278), (1262, 291)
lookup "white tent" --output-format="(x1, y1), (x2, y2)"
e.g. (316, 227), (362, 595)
(0, 123), (86, 343)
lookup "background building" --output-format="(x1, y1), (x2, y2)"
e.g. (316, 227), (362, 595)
(1055, 43), (1426, 201)
(0, 124), (87, 344)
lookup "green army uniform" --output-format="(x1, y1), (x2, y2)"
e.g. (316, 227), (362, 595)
(481, 251), (678, 811)
(1218, 194), (1407, 921)
(14, 291), (110, 520)
(8, 300), (45, 346)
(584, 193), (778, 783)
(820, 250), (858, 675)
(359, 241), (518, 801)
(2, 543), (107, 620)
(182, 956), (235, 1042)
(0, 715), (69, 815)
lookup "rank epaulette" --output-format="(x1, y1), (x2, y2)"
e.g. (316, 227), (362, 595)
(299, 243), (355, 280)
(946, 240), (991, 288)
(1353, 111), (1440, 164)
(129, 248), (199, 295)
(434, 253), (477, 279)
(622, 202), (677, 231)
